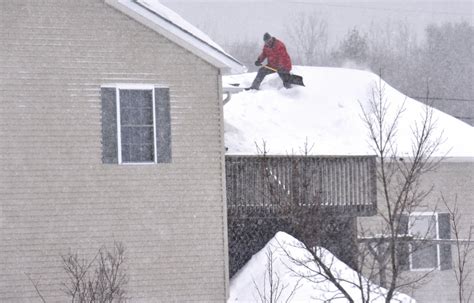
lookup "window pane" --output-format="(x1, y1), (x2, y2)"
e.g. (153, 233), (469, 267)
(120, 90), (153, 125)
(119, 89), (154, 163)
(411, 215), (436, 239)
(412, 244), (438, 269)
(410, 214), (438, 270)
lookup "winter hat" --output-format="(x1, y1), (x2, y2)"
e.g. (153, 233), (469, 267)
(263, 32), (271, 42)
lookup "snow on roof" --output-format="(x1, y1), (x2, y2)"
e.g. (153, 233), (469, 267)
(223, 66), (474, 158)
(106, 0), (246, 74)
(229, 231), (415, 302)
(136, 0), (224, 51)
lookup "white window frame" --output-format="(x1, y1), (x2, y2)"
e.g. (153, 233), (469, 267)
(408, 212), (441, 271)
(114, 84), (157, 165)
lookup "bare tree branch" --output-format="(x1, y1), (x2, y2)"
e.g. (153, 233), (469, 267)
(442, 194), (474, 303)
(25, 273), (47, 303)
(358, 74), (445, 302)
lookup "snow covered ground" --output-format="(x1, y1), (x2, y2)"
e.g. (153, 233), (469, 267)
(228, 232), (415, 302)
(223, 66), (474, 157)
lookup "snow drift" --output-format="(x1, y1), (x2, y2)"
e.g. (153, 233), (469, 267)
(223, 66), (474, 157)
(228, 232), (415, 302)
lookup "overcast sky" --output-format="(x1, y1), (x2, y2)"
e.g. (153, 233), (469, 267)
(161, 0), (473, 48)
(163, 0), (470, 2)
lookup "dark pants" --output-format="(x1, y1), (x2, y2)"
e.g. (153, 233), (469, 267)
(250, 67), (292, 89)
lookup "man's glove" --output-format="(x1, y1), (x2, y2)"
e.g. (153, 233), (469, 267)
(255, 60), (262, 67)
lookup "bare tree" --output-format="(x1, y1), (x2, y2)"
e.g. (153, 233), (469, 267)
(25, 273), (47, 303)
(224, 39), (261, 72)
(286, 11), (328, 66)
(279, 239), (356, 302)
(230, 76), (446, 300)
(332, 27), (369, 68)
(247, 139), (367, 301)
(62, 242), (128, 303)
(26, 242), (128, 303)
(255, 139), (270, 156)
(253, 247), (301, 303)
(367, 21), (418, 68)
(442, 194), (474, 303)
(358, 75), (445, 302)
(279, 74), (445, 302)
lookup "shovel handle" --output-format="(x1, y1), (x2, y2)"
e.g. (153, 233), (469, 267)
(263, 65), (278, 72)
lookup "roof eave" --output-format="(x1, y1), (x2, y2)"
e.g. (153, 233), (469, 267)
(105, 0), (247, 74)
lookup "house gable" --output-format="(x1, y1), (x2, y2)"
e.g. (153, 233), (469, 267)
(0, 0), (229, 301)
(105, 0), (246, 74)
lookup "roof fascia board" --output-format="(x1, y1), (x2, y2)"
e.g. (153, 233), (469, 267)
(105, 0), (246, 74)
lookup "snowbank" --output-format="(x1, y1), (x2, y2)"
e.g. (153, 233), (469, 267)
(223, 66), (474, 157)
(228, 232), (415, 302)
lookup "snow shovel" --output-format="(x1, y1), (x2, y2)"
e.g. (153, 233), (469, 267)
(263, 65), (305, 87)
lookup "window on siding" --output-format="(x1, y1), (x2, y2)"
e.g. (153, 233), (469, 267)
(404, 212), (452, 271)
(101, 85), (171, 165)
(118, 89), (155, 163)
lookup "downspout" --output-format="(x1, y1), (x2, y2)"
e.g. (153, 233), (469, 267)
(222, 86), (244, 105)
(223, 91), (232, 105)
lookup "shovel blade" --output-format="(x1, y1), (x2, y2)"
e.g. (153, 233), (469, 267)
(290, 74), (305, 86)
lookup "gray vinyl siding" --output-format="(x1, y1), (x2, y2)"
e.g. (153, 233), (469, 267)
(0, 0), (227, 302)
(358, 160), (474, 302)
(407, 161), (474, 303)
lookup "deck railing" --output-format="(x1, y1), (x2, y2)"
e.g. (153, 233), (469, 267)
(225, 155), (377, 216)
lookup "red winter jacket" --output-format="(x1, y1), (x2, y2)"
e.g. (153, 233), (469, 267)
(258, 38), (292, 72)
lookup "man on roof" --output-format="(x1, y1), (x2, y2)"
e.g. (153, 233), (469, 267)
(246, 33), (293, 90)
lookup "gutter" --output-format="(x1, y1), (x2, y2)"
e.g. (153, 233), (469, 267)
(222, 86), (245, 106)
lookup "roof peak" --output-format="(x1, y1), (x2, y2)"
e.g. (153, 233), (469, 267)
(106, 0), (246, 74)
